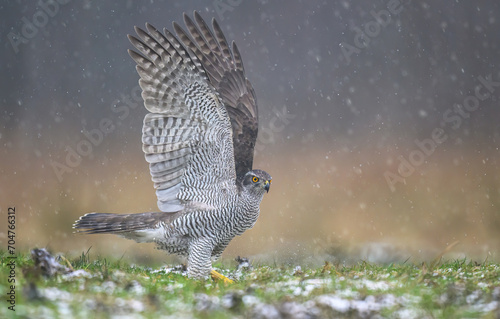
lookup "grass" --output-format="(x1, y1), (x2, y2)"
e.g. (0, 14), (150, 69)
(1, 249), (499, 318)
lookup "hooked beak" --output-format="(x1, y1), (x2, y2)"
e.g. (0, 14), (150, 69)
(264, 180), (271, 193)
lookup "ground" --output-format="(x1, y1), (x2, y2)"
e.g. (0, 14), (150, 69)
(1, 250), (500, 318)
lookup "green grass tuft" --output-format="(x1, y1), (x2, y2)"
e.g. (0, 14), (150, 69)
(1, 250), (499, 318)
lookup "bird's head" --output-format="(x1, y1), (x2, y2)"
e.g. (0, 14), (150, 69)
(241, 169), (272, 196)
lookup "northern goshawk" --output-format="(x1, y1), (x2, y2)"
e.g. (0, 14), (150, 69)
(74, 11), (271, 282)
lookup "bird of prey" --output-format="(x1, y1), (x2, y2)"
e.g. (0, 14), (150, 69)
(74, 11), (271, 282)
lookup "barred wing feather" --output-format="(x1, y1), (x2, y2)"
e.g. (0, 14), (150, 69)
(129, 21), (237, 212)
(174, 12), (259, 182)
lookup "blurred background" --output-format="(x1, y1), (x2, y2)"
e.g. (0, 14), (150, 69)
(1, 0), (500, 266)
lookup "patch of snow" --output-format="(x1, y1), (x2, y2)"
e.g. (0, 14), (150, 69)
(242, 295), (260, 307)
(351, 295), (382, 315)
(55, 301), (72, 317)
(315, 292), (407, 316)
(355, 279), (391, 291)
(163, 282), (185, 292)
(378, 294), (399, 308)
(41, 287), (73, 302)
(152, 265), (187, 276)
(128, 299), (145, 312)
(91, 280), (116, 295)
(293, 286), (303, 296)
(316, 295), (350, 313)
(469, 300), (499, 313)
(466, 290), (481, 304)
(393, 308), (425, 319)
(251, 303), (281, 319)
(110, 270), (127, 280)
(126, 280), (145, 295)
(293, 265), (302, 275)
(480, 301), (498, 313)
(492, 287), (500, 299)
(280, 301), (317, 319)
(194, 293), (220, 312)
(477, 282), (488, 289)
(62, 269), (92, 279)
(115, 297), (145, 313)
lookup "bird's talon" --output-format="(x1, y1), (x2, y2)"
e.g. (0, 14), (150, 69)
(210, 269), (234, 284)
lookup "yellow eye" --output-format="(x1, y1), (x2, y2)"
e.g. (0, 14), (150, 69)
(252, 176), (259, 183)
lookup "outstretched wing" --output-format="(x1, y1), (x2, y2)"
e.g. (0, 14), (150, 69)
(174, 11), (258, 182)
(128, 20), (237, 212)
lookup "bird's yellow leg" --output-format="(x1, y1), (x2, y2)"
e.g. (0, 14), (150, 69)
(210, 269), (234, 284)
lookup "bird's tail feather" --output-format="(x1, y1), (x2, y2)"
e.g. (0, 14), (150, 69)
(73, 212), (174, 243)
